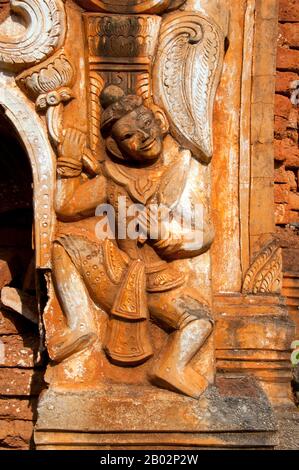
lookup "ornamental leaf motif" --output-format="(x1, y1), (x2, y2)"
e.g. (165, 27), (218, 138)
(153, 12), (224, 164)
(242, 241), (283, 294)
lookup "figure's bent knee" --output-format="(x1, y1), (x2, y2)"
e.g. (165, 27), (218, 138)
(196, 318), (213, 333)
(174, 295), (213, 330)
(178, 313), (213, 331)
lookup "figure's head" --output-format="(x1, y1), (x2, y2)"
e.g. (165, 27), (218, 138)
(100, 85), (169, 163)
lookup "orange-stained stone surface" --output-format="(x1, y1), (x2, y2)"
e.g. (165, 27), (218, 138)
(0, 0), (297, 451)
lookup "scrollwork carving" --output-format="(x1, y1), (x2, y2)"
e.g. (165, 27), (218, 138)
(242, 241), (283, 294)
(153, 11), (224, 164)
(0, 0), (66, 71)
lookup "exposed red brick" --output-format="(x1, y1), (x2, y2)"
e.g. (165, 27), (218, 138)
(275, 138), (299, 164)
(288, 107), (299, 130)
(277, 47), (299, 71)
(0, 420), (33, 449)
(274, 183), (290, 203)
(283, 248), (299, 271)
(0, 334), (39, 368)
(289, 210), (299, 222)
(0, 369), (45, 396)
(276, 226), (299, 248)
(279, 23), (299, 48)
(286, 169), (298, 190)
(0, 398), (36, 421)
(276, 71), (299, 94)
(289, 191), (299, 210)
(288, 128), (299, 145)
(0, 262), (12, 291)
(0, 308), (35, 335)
(285, 151), (299, 167)
(275, 165), (289, 183)
(275, 94), (293, 119)
(279, 0), (299, 22)
(274, 94), (294, 138)
(275, 116), (289, 138)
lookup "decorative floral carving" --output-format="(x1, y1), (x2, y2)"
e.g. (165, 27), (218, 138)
(242, 241), (283, 294)
(0, 0), (66, 71)
(17, 53), (75, 111)
(75, 0), (185, 14)
(17, 52), (75, 146)
(153, 11), (224, 164)
(87, 14), (161, 60)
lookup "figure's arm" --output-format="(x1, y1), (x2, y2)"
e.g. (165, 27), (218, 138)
(143, 202), (215, 261)
(54, 128), (107, 221)
(55, 175), (107, 221)
(151, 226), (215, 261)
(146, 150), (214, 260)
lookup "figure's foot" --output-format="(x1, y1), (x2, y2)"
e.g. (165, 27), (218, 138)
(47, 329), (97, 363)
(150, 363), (209, 399)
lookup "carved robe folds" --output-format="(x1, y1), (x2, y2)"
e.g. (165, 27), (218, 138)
(103, 134), (211, 365)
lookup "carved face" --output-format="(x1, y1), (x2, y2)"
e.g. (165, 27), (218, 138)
(111, 106), (163, 162)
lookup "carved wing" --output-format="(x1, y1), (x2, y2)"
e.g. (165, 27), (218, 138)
(0, 0), (66, 71)
(153, 12), (224, 164)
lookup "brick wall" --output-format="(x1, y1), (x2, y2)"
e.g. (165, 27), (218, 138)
(275, 0), (299, 225)
(275, 0), (299, 333)
(0, 309), (45, 449)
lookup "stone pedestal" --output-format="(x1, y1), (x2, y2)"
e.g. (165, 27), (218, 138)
(35, 377), (277, 450)
(214, 294), (295, 404)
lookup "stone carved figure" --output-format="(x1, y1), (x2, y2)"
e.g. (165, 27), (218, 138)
(39, 1), (227, 401)
(3, 0), (226, 402)
(0, 0), (292, 452)
(50, 85), (215, 398)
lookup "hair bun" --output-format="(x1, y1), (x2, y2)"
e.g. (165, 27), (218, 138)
(100, 85), (125, 110)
